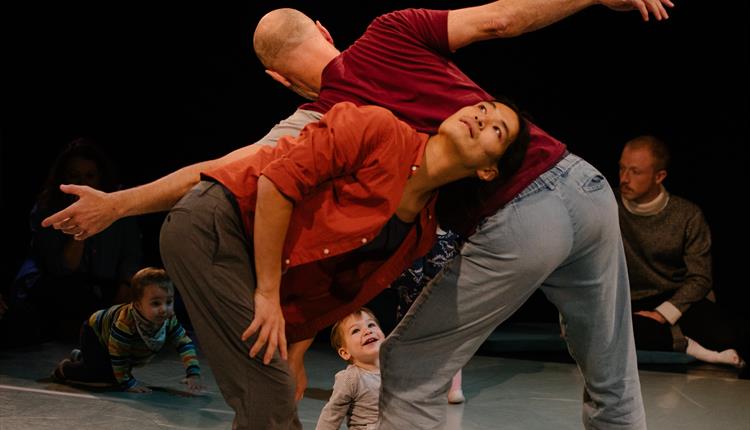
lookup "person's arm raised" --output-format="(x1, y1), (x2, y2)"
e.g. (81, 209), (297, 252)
(448, 0), (674, 51)
(42, 135), (268, 240)
(41, 108), (324, 240)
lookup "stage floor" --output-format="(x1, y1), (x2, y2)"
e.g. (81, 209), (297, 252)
(1, 336), (748, 429)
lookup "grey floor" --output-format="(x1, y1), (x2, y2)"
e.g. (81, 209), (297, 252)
(1, 327), (748, 430)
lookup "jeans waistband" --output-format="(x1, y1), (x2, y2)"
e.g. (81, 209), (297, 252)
(513, 152), (581, 201)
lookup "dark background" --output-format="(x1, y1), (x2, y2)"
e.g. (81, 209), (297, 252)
(2, 1), (748, 320)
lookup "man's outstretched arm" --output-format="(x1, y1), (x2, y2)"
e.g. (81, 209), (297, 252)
(448, 0), (674, 50)
(41, 109), (320, 240)
(41, 143), (261, 240)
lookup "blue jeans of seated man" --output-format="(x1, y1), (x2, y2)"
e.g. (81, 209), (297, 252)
(378, 153), (645, 430)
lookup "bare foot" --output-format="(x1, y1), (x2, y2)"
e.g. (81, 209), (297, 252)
(717, 348), (744, 368)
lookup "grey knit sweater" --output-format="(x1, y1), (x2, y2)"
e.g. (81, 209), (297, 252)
(618, 192), (713, 318)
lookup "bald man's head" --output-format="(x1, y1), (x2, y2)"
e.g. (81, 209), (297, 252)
(254, 8), (318, 70)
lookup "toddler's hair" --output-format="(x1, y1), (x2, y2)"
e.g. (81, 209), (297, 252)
(131, 267), (174, 302)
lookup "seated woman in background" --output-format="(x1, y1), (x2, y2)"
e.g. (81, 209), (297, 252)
(8, 138), (143, 342)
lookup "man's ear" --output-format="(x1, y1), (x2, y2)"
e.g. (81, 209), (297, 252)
(316, 20), (334, 46)
(265, 69), (291, 88)
(337, 347), (351, 362)
(477, 166), (499, 182)
(655, 169), (667, 185)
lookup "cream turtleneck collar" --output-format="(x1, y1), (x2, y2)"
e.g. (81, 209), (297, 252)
(622, 185), (669, 216)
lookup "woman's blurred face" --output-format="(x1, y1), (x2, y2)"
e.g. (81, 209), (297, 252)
(64, 157), (101, 189)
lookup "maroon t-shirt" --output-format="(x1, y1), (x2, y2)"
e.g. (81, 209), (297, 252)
(302, 9), (567, 235)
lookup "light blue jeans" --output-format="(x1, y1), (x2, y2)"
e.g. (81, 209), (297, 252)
(378, 153), (645, 430)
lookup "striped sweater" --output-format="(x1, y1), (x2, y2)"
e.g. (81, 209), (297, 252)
(88, 303), (200, 389)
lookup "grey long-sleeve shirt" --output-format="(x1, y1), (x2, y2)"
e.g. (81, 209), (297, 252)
(316, 365), (380, 430)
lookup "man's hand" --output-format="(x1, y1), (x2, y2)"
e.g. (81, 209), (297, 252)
(242, 289), (288, 364)
(634, 310), (667, 324)
(600, 0), (674, 21)
(41, 184), (117, 240)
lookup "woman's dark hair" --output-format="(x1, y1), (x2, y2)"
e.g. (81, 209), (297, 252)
(38, 137), (119, 211)
(435, 97), (531, 232)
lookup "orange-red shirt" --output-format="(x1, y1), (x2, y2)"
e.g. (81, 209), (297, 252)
(204, 102), (436, 341)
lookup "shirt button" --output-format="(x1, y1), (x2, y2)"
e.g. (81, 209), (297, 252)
(428, 215), (432, 220)
(323, 248), (330, 255)
(361, 238), (368, 244)
(411, 166), (417, 171)
(285, 259), (290, 265)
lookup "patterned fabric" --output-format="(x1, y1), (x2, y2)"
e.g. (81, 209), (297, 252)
(391, 229), (461, 320)
(132, 306), (167, 352)
(88, 303), (200, 388)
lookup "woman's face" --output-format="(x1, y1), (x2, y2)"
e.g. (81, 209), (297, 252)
(64, 157), (101, 189)
(438, 101), (520, 175)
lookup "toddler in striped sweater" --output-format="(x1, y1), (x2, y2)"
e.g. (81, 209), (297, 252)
(52, 267), (203, 393)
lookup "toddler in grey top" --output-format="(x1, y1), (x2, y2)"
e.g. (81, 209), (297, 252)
(316, 308), (384, 430)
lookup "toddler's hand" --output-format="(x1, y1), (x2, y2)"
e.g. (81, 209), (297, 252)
(182, 375), (206, 394)
(126, 384), (152, 393)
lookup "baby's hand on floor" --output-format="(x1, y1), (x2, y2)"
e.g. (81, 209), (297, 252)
(126, 384), (152, 393)
(182, 375), (206, 395)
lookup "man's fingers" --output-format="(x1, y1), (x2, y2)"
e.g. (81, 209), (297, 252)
(42, 184), (87, 227)
(645, 0), (665, 20)
(279, 331), (288, 361)
(635, 1), (649, 21)
(43, 212), (72, 228)
(241, 319), (260, 342)
(655, 1), (669, 20)
(263, 332), (277, 364)
(250, 325), (270, 358)
(58, 183), (85, 196)
(61, 224), (78, 234)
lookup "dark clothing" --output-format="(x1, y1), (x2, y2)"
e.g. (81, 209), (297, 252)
(390, 229), (462, 321)
(632, 294), (749, 358)
(60, 323), (118, 384)
(162, 182), (302, 430)
(29, 204), (142, 286)
(8, 204), (142, 341)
